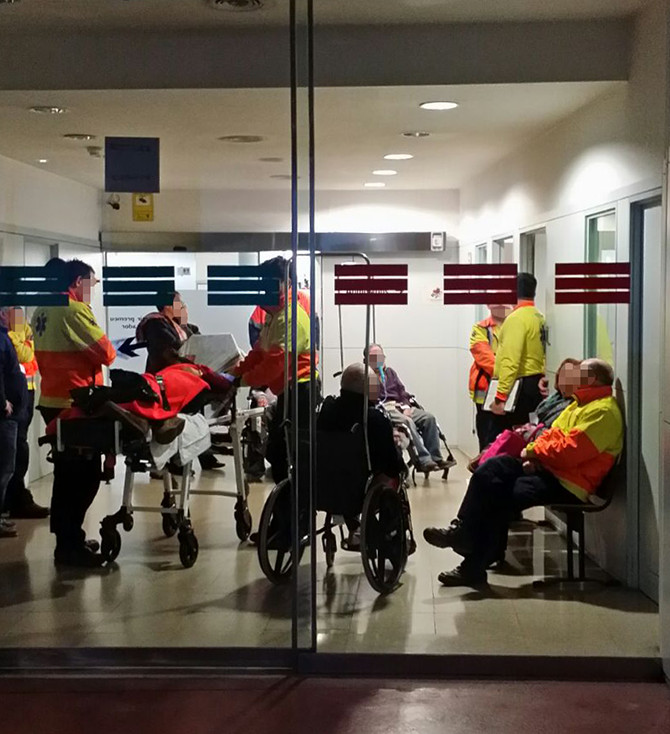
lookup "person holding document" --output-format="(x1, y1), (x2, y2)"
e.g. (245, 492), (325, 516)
(486, 273), (546, 444)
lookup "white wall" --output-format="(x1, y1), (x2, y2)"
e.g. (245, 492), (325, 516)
(456, 0), (668, 584)
(102, 189), (460, 235)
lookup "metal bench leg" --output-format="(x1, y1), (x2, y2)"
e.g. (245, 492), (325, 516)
(566, 513), (575, 581)
(577, 513), (586, 581)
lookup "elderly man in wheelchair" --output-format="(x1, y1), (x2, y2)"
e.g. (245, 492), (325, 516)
(366, 343), (456, 477)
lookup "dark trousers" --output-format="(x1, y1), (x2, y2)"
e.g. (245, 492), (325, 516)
(6, 391), (36, 511)
(485, 374), (544, 446)
(0, 419), (18, 512)
(475, 403), (489, 452)
(39, 407), (102, 552)
(457, 455), (579, 573)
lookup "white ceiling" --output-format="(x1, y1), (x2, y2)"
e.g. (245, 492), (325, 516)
(0, 0), (651, 30)
(0, 83), (622, 190)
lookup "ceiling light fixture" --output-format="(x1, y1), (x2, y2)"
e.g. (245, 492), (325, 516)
(364, 183), (386, 188)
(30, 106), (68, 115)
(259, 157), (283, 162)
(218, 134), (264, 143)
(401, 131), (430, 138)
(372, 169), (397, 176)
(63, 133), (96, 141)
(420, 101), (459, 111)
(383, 153), (413, 161)
(37, 159), (48, 164)
(270, 174), (296, 180)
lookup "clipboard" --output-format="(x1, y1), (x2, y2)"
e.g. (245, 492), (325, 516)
(483, 379), (521, 413)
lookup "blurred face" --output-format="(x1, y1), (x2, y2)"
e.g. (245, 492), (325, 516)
(368, 346), (385, 370)
(73, 271), (98, 304)
(557, 361), (581, 397)
(8, 307), (24, 331)
(489, 304), (510, 322)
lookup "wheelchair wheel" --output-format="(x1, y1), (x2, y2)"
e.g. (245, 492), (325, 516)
(234, 499), (253, 542)
(360, 481), (408, 594)
(258, 480), (304, 585)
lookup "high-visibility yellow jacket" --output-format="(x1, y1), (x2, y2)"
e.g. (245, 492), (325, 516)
(32, 292), (116, 409)
(235, 292), (316, 395)
(9, 322), (38, 391)
(527, 385), (623, 501)
(469, 316), (500, 404)
(493, 300), (545, 401)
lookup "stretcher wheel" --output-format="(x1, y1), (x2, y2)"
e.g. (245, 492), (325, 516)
(322, 530), (336, 568)
(258, 479), (305, 585)
(100, 527), (121, 563)
(178, 530), (199, 568)
(360, 481), (408, 594)
(234, 500), (253, 542)
(441, 468), (450, 481)
(161, 494), (179, 537)
(122, 515), (134, 532)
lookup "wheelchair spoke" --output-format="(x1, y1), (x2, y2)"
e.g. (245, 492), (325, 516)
(273, 549), (287, 575)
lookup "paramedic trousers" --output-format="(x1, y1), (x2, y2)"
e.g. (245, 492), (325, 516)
(39, 407), (102, 553)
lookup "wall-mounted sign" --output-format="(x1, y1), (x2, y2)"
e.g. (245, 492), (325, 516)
(132, 193), (154, 222)
(105, 137), (160, 193)
(431, 232), (445, 252)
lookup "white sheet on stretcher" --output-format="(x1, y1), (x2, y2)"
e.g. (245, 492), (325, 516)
(150, 413), (211, 470)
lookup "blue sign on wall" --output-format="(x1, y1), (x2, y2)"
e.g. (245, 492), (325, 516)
(105, 137), (160, 193)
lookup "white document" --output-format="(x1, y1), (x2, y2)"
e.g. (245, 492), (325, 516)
(180, 333), (243, 373)
(483, 379), (521, 413)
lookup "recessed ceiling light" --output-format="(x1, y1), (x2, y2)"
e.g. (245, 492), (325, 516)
(372, 169), (397, 176)
(383, 153), (413, 161)
(419, 101), (459, 111)
(30, 106), (68, 115)
(209, 0), (268, 11)
(63, 133), (96, 141)
(270, 174), (296, 180)
(364, 182), (386, 188)
(401, 131), (430, 138)
(259, 157), (283, 162)
(37, 159), (48, 164)
(218, 135), (264, 143)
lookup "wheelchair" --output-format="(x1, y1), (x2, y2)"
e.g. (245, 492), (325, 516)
(257, 424), (415, 595)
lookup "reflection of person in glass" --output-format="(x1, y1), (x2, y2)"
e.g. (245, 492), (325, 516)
(595, 311), (614, 366)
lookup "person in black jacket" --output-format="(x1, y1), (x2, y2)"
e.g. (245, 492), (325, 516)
(317, 363), (405, 549)
(136, 292), (188, 374)
(0, 310), (27, 538)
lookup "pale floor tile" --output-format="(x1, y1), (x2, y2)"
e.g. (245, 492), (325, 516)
(0, 451), (659, 656)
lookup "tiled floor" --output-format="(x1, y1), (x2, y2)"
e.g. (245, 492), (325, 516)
(1, 678), (669, 734)
(0, 451), (659, 656)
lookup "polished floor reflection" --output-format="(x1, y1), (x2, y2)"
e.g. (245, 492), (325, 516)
(0, 452), (659, 656)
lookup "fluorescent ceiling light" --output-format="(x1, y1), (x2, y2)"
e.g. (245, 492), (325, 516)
(30, 106), (68, 115)
(364, 182), (386, 188)
(63, 133), (96, 141)
(402, 131), (430, 138)
(420, 101), (459, 111)
(384, 153), (413, 160)
(372, 169), (397, 176)
(38, 159), (48, 164)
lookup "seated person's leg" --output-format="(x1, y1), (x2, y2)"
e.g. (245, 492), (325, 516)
(424, 456), (524, 584)
(389, 410), (436, 470)
(410, 408), (444, 464)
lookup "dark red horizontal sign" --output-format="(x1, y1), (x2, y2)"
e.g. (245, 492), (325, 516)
(334, 263), (408, 306)
(554, 262), (630, 305)
(443, 263), (517, 305)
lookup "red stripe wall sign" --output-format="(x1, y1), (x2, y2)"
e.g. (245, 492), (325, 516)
(334, 263), (408, 305)
(555, 262), (630, 304)
(443, 264), (517, 305)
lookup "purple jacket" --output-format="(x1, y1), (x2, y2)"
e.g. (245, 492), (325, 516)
(378, 366), (412, 404)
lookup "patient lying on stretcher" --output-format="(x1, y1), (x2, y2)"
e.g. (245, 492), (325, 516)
(43, 362), (236, 446)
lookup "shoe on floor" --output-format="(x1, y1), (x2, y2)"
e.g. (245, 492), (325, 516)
(200, 457), (225, 470)
(423, 520), (473, 555)
(54, 547), (104, 568)
(438, 457), (458, 470)
(419, 461), (440, 473)
(0, 520), (18, 538)
(437, 565), (488, 587)
(10, 502), (50, 519)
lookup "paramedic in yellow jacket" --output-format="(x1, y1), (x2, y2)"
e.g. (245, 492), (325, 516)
(424, 358), (622, 587)
(487, 273), (545, 444)
(6, 307), (49, 518)
(32, 258), (116, 568)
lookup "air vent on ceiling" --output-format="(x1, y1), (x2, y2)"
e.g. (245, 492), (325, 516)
(209, 0), (267, 11)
